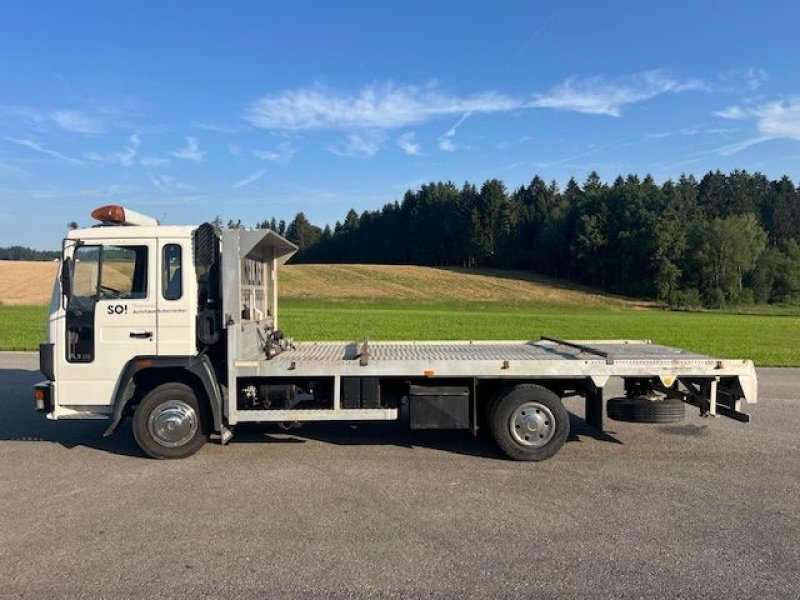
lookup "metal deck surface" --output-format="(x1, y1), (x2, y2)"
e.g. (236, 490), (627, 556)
(272, 340), (714, 365)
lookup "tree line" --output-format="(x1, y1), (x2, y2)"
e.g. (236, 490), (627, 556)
(261, 170), (800, 308)
(0, 246), (60, 261)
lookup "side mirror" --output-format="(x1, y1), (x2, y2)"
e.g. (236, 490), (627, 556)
(61, 256), (73, 304)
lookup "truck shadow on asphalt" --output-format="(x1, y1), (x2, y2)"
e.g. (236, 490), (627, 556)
(0, 368), (621, 459)
(225, 408), (623, 459)
(0, 368), (144, 457)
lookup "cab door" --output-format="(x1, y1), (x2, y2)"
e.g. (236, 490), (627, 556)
(156, 239), (195, 356)
(58, 239), (158, 406)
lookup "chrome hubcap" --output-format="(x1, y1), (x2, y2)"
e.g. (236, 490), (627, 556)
(148, 400), (198, 448)
(510, 402), (556, 447)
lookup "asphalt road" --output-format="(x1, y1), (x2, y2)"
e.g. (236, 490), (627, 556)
(1, 352), (798, 599)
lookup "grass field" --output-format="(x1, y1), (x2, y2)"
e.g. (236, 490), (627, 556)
(0, 305), (49, 352)
(4, 299), (799, 366)
(2, 259), (798, 365)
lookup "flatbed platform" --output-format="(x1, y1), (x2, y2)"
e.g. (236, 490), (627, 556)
(270, 339), (713, 365)
(232, 339), (757, 405)
(229, 338), (757, 426)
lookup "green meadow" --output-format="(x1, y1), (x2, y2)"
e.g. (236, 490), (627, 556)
(4, 300), (799, 366)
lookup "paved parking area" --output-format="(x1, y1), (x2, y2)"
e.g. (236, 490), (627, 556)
(1, 351), (798, 599)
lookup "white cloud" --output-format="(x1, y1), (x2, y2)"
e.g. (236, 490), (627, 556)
(169, 136), (204, 162)
(716, 67), (769, 93)
(193, 121), (246, 133)
(530, 70), (705, 116)
(329, 133), (383, 158)
(0, 105), (49, 131)
(3, 137), (84, 165)
(233, 169), (267, 189)
(645, 127), (737, 139)
(150, 174), (194, 193)
(140, 156), (171, 167)
(438, 113), (470, 152)
(85, 133), (141, 166)
(49, 109), (104, 134)
(438, 137), (456, 152)
(117, 134), (141, 166)
(0, 161), (27, 178)
(244, 73), (703, 135)
(396, 132), (420, 155)
(252, 141), (295, 163)
(712, 98), (800, 155)
(754, 100), (800, 139)
(245, 82), (519, 130)
(713, 106), (748, 120)
(743, 67), (769, 91)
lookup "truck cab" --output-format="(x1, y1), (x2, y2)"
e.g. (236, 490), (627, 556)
(36, 205), (296, 457)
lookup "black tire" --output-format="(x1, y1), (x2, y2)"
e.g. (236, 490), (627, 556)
(607, 396), (685, 423)
(133, 382), (209, 459)
(490, 384), (569, 461)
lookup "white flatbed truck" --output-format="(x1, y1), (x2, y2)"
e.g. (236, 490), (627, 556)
(34, 205), (758, 460)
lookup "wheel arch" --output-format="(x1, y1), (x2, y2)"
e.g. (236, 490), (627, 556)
(103, 355), (223, 437)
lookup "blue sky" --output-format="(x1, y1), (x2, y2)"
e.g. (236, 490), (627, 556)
(1, 0), (799, 248)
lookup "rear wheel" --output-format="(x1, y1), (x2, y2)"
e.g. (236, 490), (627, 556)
(133, 382), (209, 459)
(490, 384), (569, 461)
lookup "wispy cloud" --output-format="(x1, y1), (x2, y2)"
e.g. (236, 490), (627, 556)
(193, 121), (247, 133)
(530, 70), (705, 116)
(712, 97), (800, 155)
(252, 141), (295, 163)
(3, 137), (85, 165)
(140, 156), (171, 167)
(0, 161), (27, 178)
(495, 136), (532, 150)
(715, 67), (769, 93)
(0, 105), (49, 131)
(396, 132), (420, 155)
(150, 174), (194, 193)
(244, 72), (703, 137)
(329, 133), (383, 158)
(644, 127), (738, 139)
(232, 169), (266, 189)
(713, 106), (748, 120)
(85, 133), (141, 166)
(169, 136), (204, 162)
(245, 82), (518, 130)
(50, 109), (103, 134)
(438, 113), (470, 152)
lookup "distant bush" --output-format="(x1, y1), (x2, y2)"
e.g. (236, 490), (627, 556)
(668, 288), (703, 310)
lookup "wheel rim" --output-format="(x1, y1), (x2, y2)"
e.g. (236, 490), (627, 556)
(509, 402), (556, 447)
(147, 400), (198, 448)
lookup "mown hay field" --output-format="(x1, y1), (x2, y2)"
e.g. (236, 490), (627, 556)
(0, 261), (640, 307)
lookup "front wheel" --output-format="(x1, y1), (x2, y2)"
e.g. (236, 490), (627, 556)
(490, 384), (569, 461)
(133, 382), (209, 459)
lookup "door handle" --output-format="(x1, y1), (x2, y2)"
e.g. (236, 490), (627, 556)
(129, 330), (153, 339)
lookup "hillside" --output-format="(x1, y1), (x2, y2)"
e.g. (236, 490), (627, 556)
(0, 260), (643, 308)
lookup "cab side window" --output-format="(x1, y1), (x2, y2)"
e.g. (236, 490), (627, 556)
(100, 245), (148, 299)
(162, 244), (182, 300)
